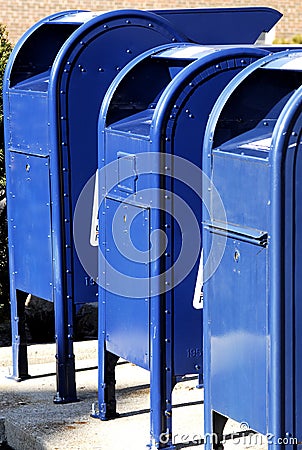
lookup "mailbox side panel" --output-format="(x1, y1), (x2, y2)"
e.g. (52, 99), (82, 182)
(6, 91), (52, 300)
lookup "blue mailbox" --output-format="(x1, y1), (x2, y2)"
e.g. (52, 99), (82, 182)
(87, 43), (272, 449)
(3, 8), (193, 404)
(202, 49), (302, 449)
(3, 6), (281, 405)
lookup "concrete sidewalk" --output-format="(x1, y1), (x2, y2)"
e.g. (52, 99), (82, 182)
(0, 341), (205, 450)
(0, 341), (268, 450)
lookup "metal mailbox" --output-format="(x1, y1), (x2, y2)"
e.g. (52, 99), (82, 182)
(91, 43), (271, 449)
(3, 8), (193, 404)
(202, 49), (302, 449)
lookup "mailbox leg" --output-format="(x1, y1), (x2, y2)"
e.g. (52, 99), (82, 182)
(96, 346), (119, 420)
(10, 290), (29, 380)
(197, 373), (204, 388)
(149, 371), (176, 449)
(53, 293), (77, 404)
(211, 411), (228, 450)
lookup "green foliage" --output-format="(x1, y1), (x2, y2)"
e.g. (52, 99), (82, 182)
(0, 25), (12, 313)
(292, 34), (302, 44)
(273, 34), (302, 44)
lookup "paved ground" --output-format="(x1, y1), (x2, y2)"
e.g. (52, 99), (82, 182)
(0, 341), (267, 450)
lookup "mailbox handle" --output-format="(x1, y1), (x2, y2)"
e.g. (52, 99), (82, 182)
(204, 220), (268, 246)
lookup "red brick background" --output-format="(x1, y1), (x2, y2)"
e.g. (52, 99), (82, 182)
(0, 0), (300, 44)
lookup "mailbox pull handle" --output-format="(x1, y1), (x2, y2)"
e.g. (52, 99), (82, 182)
(204, 221), (268, 247)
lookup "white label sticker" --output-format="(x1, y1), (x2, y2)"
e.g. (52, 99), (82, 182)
(193, 249), (203, 310)
(90, 170), (99, 247)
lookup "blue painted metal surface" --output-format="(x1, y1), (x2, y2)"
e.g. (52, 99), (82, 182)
(155, 7), (282, 44)
(4, 8), (191, 403)
(202, 50), (302, 449)
(3, 1), (281, 417)
(95, 43), (269, 449)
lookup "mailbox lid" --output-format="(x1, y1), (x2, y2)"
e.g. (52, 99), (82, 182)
(48, 7), (282, 44)
(154, 7), (282, 44)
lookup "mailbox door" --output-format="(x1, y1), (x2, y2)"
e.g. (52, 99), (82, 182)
(102, 198), (150, 369)
(9, 152), (52, 300)
(208, 236), (268, 434)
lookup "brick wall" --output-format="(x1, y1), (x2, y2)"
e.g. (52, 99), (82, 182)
(0, 0), (300, 44)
